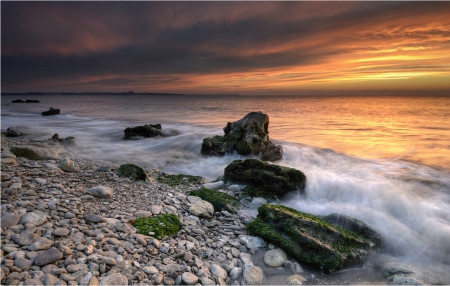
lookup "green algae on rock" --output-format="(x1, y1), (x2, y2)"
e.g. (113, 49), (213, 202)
(123, 124), (163, 140)
(224, 158), (306, 199)
(201, 111), (283, 161)
(188, 188), (242, 214)
(246, 204), (381, 273)
(118, 164), (148, 181)
(157, 173), (205, 187)
(133, 214), (181, 239)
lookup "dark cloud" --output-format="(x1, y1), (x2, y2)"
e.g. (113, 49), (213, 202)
(2, 2), (450, 93)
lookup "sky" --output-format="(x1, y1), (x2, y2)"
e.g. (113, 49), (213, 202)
(2, 1), (450, 95)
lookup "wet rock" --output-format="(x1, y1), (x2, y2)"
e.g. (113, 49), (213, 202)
(189, 188), (242, 214)
(264, 248), (287, 267)
(58, 157), (80, 173)
(10, 143), (71, 160)
(87, 186), (113, 199)
(201, 111), (283, 161)
(189, 200), (214, 219)
(380, 262), (442, 285)
(6, 127), (22, 137)
(42, 107), (60, 116)
(123, 124), (163, 140)
(34, 248), (64, 266)
(286, 275), (306, 285)
(239, 235), (266, 249)
(118, 164), (149, 181)
(247, 204), (381, 272)
(284, 261), (304, 274)
(224, 159), (306, 199)
(202, 181), (224, 190)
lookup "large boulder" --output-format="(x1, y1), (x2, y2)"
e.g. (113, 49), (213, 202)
(123, 124), (163, 140)
(6, 127), (22, 137)
(10, 143), (72, 160)
(247, 204), (382, 273)
(118, 164), (149, 181)
(224, 159), (306, 199)
(201, 111), (283, 161)
(42, 107), (60, 116)
(50, 133), (77, 146)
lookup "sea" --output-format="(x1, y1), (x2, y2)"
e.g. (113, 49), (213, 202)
(2, 94), (450, 282)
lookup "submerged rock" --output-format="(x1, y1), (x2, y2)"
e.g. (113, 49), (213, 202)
(201, 111), (283, 161)
(50, 133), (77, 146)
(224, 158), (306, 199)
(6, 127), (22, 137)
(42, 107), (60, 116)
(123, 124), (163, 140)
(247, 204), (382, 272)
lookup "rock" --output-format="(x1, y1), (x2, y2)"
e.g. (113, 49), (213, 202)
(239, 253), (254, 266)
(246, 204), (381, 272)
(224, 159), (306, 199)
(181, 272), (198, 285)
(163, 277), (175, 285)
(134, 210), (153, 218)
(239, 236), (266, 249)
(201, 111), (283, 161)
(264, 248), (287, 267)
(188, 200), (214, 219)
(54, 227), (70, 237)
(58, 157), (80, 173)
(1, 213), (21, 228)
(44, 273), (60, 285)
(42, 107), (60, 116)
(21, 212), (47, 226)
(252, 197), (267, 208)
(284, 261), (303, 274)
(24, 278), (44, 285)
(380, 262), (442, 285)
(50, 134), (77, 146)
(34, 248), (64, 266)
(115, 222), (131, 233)
(143, 266), (158, 275)
(230, 267), (243, 280)
(14, 257), (33, 270)
(35, 178), (47, 185)
(25, 99), (40, 103)
(123, 124), (163, 140)
(151, 205), (162, 215)
(84, 214), (104, 223)
(28, 237), (54, 251)
(12, 99), (25, 103)
(1, 157), (17, 165)
(11, 231), (39, 246)
(87, 186), (113, 199)
(286, 275), (306, 285)
(10, 143), (72, 160)
(202, 181), (224, 190)
(66, 264), (89, 273)
(189, 188), (242, 214)
(243, 264), (263, 285)
(210, 263), (227, 280)
(99, 273), (128, 285)
(7, 127), (22, 137)
(118, 164), (149, 181)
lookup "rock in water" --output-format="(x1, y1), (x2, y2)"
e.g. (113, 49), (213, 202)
(246, 204), (382, 273)
(224, 158), (306, 199)
(42, 107), (60, 116)
(264, 248), (288, 267)
(201, 111), (283, 161)
(123, 124), (163, 140)
(6, 127), (22, 137)
(51, 133), (77, 146)
(118, 164), (149, 181)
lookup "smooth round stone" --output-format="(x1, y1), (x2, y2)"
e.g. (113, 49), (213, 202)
(264, 248), (288, 267)
(84, 214), (104, 223)
(99, 273), (128, 285)
(54, 227), (70, 237)
(181, 272), (198, 285)
(1, 213), (21, 229)
(243, 265), (264, 285)
(286, 275), (306, 285)
(28, 237), (54, 251)
(34, 248), (63, 266)
(64, 212), (76, 219)
(163, 277), (175, 285)
(189, 200), (214, 219)
(21, 212), (47, 226)
(87, 186), (113, 199)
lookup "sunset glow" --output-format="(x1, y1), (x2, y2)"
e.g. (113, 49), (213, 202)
(2, 2), (450, 95)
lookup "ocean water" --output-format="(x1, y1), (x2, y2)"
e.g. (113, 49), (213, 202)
(2, 94), (450, 281)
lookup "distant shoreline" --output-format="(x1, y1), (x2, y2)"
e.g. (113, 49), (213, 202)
(1, 92), (186, 96)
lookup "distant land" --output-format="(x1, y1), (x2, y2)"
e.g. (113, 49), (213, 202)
(1, 91), (185, 96)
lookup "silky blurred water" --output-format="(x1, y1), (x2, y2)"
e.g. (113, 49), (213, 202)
(2, 94), (450, 281)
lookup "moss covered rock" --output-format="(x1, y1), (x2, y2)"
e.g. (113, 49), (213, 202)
(201, 112), (283, 161)
(189, 188), (242, 214)
(133, 214), (181, 239)
(158, 173), (205, 187)
(118, 164), (148, 181)
(123, 124), (163, 140)
(247, 204), (381, 273)
(224, 158), (306, 199)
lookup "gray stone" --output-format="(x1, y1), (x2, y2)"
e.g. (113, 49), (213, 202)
(264, 248), (287, 267)
(182, 272), (198, 285)
(210, 263), (227, 280)
(143, 266), (158, 275)
(15, 257), (33, 270)
(200, 277), (215, 285)
(202, 181), (224, 190)
(21, 212), (47, 226)
(24, 278), (44, 285)
(150, 205), (162, 215)
(35, 178), (47, 185)
(228, 185), (242, 193)
(230, 267), (243, 280)
(243, 264), (263, 285)
(114, 222), (131, 233)
(34, 248), (64, 266)
(134, 210), (153, 218)
(251, 197), (267, 208)
(10, 143), (71, 160)
(44, 273), (61, 285)
(239, 235), (266, 249)
(189, 200), (214, 219)
(28, 237), (54, 251)
(1, 213), (21, 228)
(239, 253), (253, 266)
(54, 227), (70, 237)
(84, 214), (104, 223)
(87, 186), (113, 199)
(11, 231), (39, 246)
(99, 273), (128, 285)
(58, 157), (80, 173)
(67, 264), (89, 273)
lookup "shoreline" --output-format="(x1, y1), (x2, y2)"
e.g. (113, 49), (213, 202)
(0, 134), (424, 285)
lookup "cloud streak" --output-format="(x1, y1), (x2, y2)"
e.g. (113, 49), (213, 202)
(2, 2), (450, 94)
